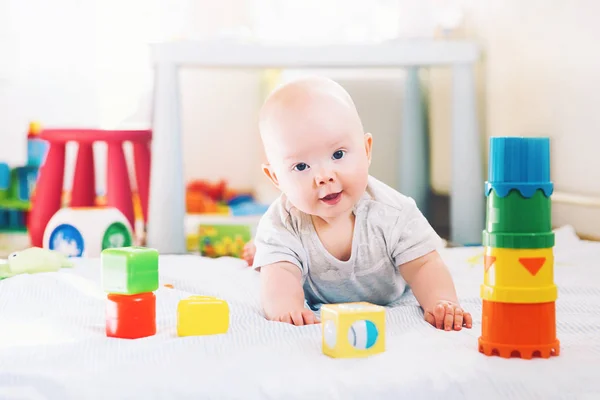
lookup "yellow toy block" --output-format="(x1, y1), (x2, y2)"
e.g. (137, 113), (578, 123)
(177, 296), (229, 336)
(481, 247), (557, 303)
(321, 302), (385, 358)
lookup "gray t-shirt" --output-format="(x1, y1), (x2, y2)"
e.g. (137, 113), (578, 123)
(252, 175), (444, 310)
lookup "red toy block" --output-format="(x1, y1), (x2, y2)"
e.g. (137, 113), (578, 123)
(106, 292), (156, 339)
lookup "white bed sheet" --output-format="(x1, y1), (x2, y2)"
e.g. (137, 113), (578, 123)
(0, 225), (599, 400)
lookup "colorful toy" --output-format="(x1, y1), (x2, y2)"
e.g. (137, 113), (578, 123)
(101, 247), (159, 339)
(101, 247), (158, 295)
(27, 121), (49, 167)
(186, 179), (236, 213)
(106, 292), (156, 339)
(183, 179), (269, 255)
(0, 246), (73, 279)
(479, 137), (560, 359)
(198, 224), (251, 258)
(177, 295), (230, 336)
(0, 163), (37, 232)
(43, 207), (133, 258)
(28, 128), (151, 248)
(185, 178), (269, 216)
(321, 302), (385, 358)
(0, 123), (47, 233)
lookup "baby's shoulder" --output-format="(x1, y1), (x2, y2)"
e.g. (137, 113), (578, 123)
(256, 193), (305, 234)
(358, 175), (420, 221)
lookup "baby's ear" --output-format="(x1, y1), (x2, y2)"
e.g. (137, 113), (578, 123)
(262, 163), (280, 188)
(364, 132), (373, 164)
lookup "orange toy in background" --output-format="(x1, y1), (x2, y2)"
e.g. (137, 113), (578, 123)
(188, 179), (228, 202)
(186, 179), (253, 214)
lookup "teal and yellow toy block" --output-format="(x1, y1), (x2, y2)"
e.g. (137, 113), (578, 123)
(177, 296), (230, 336)
(101, 247), (159, 295)
(321, 302), (386, 358)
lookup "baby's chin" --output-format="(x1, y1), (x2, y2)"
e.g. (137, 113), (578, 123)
(309, 198), (356, 220)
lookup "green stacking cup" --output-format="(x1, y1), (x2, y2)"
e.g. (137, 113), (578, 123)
(486, 188), (551, 234)
(482, 231), (555, 249)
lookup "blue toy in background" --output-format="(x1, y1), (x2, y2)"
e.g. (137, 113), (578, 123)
(0, 122), (48, 232)
(229, 201), (270, 217)
(27, 136), (49, 168)
(0, 163), (32, 232)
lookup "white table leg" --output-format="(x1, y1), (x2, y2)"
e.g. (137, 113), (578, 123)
(399, 67), (429, 217)
(147, 62), (186, 253)
(451, 63), (484, 245)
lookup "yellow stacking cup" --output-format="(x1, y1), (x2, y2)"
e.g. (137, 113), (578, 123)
(481, 247), (557, 304)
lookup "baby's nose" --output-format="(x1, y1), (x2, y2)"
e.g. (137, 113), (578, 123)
(315, 173), (335, 186)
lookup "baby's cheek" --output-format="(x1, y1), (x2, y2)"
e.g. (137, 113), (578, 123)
(278, 174), (299, 192)
(282, 179), (316, 209)
(346, 164), (369, 187)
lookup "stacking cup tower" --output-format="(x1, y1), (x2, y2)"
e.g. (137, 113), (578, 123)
(478, 137), (560, 359)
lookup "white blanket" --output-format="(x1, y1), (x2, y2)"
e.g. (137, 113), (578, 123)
(0, 226), (599, 399)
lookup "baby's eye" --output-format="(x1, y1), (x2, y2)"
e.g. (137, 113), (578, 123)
(293, 163), (309, 172)
(332, 150), (346, 160)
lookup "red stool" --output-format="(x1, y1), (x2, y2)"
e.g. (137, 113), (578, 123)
(28, 128), (152, 247)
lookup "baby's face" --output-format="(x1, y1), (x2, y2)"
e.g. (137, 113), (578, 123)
(261, 89), (372, 221)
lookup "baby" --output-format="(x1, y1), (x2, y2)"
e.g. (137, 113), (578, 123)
(245, 76), (472, 331)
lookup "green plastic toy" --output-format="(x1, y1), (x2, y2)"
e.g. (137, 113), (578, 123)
(0, 247), (74, 279)
(486, 188), (551, 234)
(101, 247), (159, 295)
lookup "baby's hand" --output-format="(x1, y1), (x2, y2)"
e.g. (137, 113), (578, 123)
(424, 301), (472, 331)
(271, 309), (319, 326)
(242, 241), (256, 266)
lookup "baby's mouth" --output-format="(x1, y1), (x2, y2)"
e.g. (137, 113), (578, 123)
(320, 191), (342, 205)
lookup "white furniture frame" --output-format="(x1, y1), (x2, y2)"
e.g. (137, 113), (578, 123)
(148, 40), (484, 253)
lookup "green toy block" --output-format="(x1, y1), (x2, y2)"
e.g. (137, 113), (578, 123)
(101, 247), (159, 295)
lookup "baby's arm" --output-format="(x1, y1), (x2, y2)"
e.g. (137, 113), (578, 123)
(251, 199), (316, 326)
(260, 262), (317, 326)
(399, 250), (472, 331)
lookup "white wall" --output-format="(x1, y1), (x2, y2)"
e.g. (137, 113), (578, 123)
(428, 0), (600, 238)
(0, 0), (101, 166)
(1, 0), (599, 238)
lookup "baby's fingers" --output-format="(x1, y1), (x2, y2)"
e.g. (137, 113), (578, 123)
(454, 307), (464, 331)
(463, 311), (473, 329)
(278, 313), (293, 325)
(302, 310), (318, 325)
(290, 310), (306, 326)
(443, 304), (455, 331)
(424, 310), (436, 327)
(433, 303), (445, 329)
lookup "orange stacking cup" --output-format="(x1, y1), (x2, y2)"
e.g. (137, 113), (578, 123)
(478, 300), (560, 359)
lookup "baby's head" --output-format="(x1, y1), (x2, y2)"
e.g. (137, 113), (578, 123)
(259, 76), (372, 221)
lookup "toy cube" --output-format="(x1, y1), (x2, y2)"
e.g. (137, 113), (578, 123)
(321, 302), (385, 358)
(101, 247), (158, 295)
(106, 292), (156, 339)
(177, 296), (229, 336)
